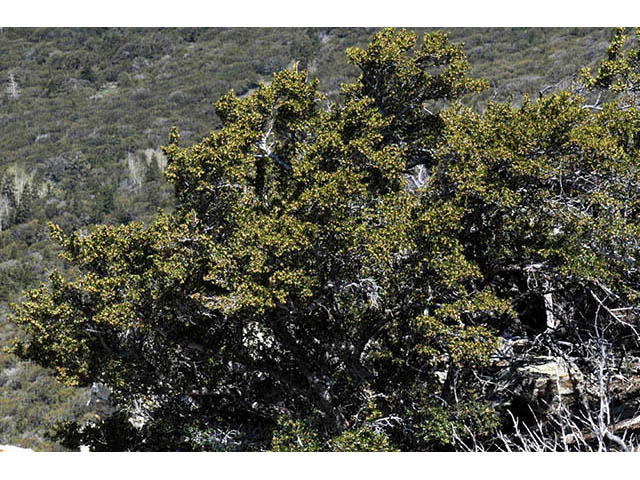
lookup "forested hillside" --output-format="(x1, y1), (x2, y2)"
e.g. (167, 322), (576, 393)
(0, 27), (622, 450)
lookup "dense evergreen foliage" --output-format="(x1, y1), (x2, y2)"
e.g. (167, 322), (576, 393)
(2, 27), (639, 451)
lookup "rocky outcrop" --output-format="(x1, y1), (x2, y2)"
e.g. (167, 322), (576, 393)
(489, 337), (584, 415)
(512, 356), (583, 408)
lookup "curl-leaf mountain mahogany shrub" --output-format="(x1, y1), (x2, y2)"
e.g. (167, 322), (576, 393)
(10, 28), (640, 451)
(10, 28), (498, 451)
(582, 27), (640, 93)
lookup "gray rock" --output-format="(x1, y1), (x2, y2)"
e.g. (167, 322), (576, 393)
(513, 356), (583, 408)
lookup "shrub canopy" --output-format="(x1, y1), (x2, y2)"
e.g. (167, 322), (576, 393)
(10, 28), (640, 451)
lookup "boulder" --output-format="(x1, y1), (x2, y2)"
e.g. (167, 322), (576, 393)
(512, 356), (583, 409)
